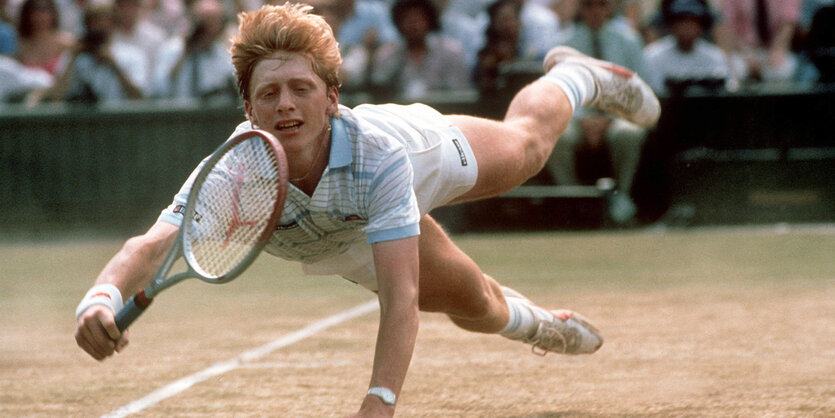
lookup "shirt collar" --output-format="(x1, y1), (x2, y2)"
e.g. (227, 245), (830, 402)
(329, 116), (352, 168)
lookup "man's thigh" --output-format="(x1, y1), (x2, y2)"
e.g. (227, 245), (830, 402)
(416, 215), (495, 317)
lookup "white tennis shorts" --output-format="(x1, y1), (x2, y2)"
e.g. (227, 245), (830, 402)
(359, 103), (479, 214)
(302, 103), (478, 290)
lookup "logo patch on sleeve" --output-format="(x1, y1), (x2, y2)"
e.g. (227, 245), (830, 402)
(173, 205), (201, 222)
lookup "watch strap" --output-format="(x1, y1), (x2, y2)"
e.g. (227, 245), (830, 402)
(367, 386), (396, 405)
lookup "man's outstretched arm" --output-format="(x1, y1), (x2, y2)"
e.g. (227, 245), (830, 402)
(74, 222), (179, 360)
(354, 236), (420, 417)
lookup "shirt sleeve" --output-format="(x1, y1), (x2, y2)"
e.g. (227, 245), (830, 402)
(157, 121), (254, 226)
(363, 146), (421, 244)
(157, 158), (202, 227)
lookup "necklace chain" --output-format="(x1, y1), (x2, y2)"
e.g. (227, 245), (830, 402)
(290, 124), (330, 183)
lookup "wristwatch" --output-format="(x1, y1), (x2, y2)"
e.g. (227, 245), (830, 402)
(367, 387), (396, 406)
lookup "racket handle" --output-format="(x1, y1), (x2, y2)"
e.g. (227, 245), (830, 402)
(115, 289), (154, 331)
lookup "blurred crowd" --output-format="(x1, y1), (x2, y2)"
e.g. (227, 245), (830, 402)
(1, 0), (833, 106)
(1, 0), (832, 224)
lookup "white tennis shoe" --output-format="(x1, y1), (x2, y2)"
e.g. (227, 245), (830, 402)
(524, 310), (603, 355)
(543, 46), (661, 128)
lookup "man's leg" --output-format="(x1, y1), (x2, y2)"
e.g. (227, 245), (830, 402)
(447, 46), (660, 204)
(605, 119), (646, 223)
(446, 78), (574, 201)
(417, 215), (602, 354)
(606, 118), (646, 194)
(545, 118), (582, 186)
(416, 215), (509, 333)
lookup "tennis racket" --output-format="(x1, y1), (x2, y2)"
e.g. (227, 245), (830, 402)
(115, 129), (289, 331)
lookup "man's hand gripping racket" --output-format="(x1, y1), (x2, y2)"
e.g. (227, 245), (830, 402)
(115, 129), (288, 331)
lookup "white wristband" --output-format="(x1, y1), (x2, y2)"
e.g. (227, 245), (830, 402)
(75, 284), (124, 320)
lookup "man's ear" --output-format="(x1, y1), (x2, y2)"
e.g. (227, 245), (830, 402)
(327, 86), (340, 116)
(244, 100), (258, 127)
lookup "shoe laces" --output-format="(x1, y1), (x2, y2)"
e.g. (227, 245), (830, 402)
(528, 320), (568, 356)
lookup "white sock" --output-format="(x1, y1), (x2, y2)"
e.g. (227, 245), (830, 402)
(540, 63), (597, 112)
(500, 296), (553, 340)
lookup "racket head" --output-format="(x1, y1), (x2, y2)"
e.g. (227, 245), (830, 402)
(180, 129), (288, 283)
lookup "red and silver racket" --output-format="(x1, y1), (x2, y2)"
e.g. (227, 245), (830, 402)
(115, 129), (288, 331)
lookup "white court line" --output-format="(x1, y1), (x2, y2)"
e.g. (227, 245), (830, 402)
(102, 299), (379, 418)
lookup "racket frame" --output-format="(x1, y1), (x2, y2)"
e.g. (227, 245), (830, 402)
(115, 130), (287, 331)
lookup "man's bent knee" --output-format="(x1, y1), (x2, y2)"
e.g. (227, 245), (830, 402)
(419, 279), (496, 321)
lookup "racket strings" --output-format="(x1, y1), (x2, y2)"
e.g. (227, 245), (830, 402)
(186, 138), (283, 278)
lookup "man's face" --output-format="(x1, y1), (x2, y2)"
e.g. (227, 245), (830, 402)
(397, 6), (431, 45)
(494, 3), (521, 39)
(671, 16), (703, 51)
(115, 0), (141, 27)
(244, 52), (339, 156)
(579, 0), (612, 31)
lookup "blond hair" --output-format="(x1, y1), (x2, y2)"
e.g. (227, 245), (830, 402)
(230, 4), (342, 101)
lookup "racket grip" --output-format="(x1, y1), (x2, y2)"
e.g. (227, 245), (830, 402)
(115, 289), (154, 331)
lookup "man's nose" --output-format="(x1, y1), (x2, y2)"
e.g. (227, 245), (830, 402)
(276, 90), (295, 111)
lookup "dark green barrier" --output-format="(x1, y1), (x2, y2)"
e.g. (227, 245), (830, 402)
(634, 83), (835, 225)
(2, 85), (833, 236)
(1, 100), (247, 235)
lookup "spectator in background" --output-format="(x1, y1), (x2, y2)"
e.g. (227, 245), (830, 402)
(15, 0), (75, 75)
(152, 0), (237, 101)
(332, 0), (398, 53)
(307, 0), (376, 93)
(518, 0), (562, 59)
(0, 23), (14, 55)
(0, 0), (17, 55)
(1, 0), (10, 22)
(0, 54), (52, 102)
(144, 0), (189, 38)
(233, 0), (264, 13)
(800, 0), (834, 29)
(803, 3), (834, 82)
(473, 0), (524, 92)
(643, 0), (730, 94)
(609, 0), (661, 34)
(715, 0), (803, 84)
(27, 2), (148, 105)
(545, 0), (648, 224)
(552, 0), (580, 31)
(51, 0), (85, 36)
(444, 0), (493, 18)
(112, 0), (166, 89)
(434, 0), (487, 69)
(792, 0), (834, 82)
(371, 0), (472, 100)
(305, 0), (398, 94)
(12, 0), (88, 36)
(548, 0), (644, 42)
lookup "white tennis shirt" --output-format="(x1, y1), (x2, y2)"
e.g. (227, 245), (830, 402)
(159, 104), (423, 264)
